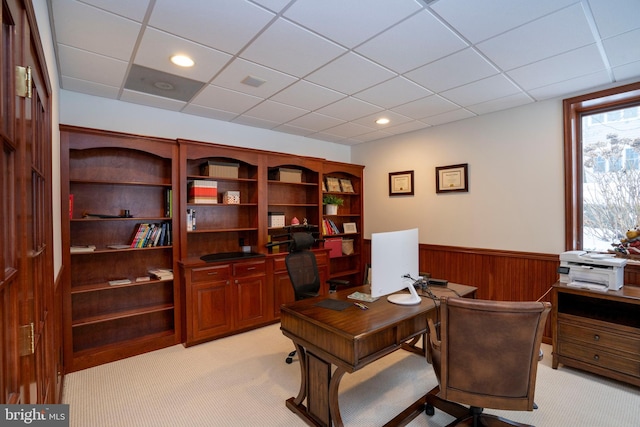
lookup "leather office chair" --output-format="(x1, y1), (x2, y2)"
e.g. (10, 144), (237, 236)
(284, 232), (322, 364)
(425, 297), (551, 427)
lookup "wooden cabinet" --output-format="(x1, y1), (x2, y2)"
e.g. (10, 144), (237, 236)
(552, 283), (640, 387)
(181, 257), (269, 346)
(322, 162), (365, 286)
(61, 126), (180, 372)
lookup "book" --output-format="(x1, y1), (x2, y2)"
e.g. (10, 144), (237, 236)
(135, 276), (151, 282)
(69, 194), (74, 219)
(148, 268), (173, 281)
(108, 279), (131, 286)
(70, 245), (96, 253)
(107, 244), (131, 250)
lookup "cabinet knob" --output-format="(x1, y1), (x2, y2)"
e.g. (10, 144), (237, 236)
(235, 280), (238, 284)
(593, 334), (600, 341)
(593, 354), (599, 361)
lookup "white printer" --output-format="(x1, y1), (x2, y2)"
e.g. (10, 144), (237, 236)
(559, 251), (627, 291)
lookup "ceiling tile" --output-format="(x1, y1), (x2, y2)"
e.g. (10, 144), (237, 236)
(612, 60), (640, 82)
(323, 122), (374, 139)
(270, 80), (346, 111)
(477, 4), (595, 70)
(432, 0), (577, 43)
(405, 48), (499, 93)
(231, 115), (279, 129)
(353, 77), (432, 109)
(52, 0), (141, 61)
(466, 93), (533, 115)
(120, 89), (186, 111)
(315, 97), (383, 122)
(241, 18), (346, 77)
(588, 0), (640, 38)
(283, 0), (421, 48)
(242, 100), (308, 123)
(352, 110), (413, 130)
(306, 52), (396, 95)
(422, 108), (476, 126)
(80, 0), (151, 22)
(440, 74), (522, 106)
(134, 28), (232, 82)
(286, 112), (345, 132)
(356, 10), (468, 74)
(148, 0), (274, 54)
(57, 45), (128, 87)
(527, 71), (611, 100)
(190, 85), (263, 114)
(210, 58), (298, 97)
(508, 44), (606, 90)
(251, 0), (291, 14)
(181, 104), (238, 122)
(61, 76), (120, 99)
(602, 29), (640, 68)
(383, 120), (431, 136)
(391, 95), (459, 120)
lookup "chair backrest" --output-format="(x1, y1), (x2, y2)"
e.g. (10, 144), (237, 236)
(431, 297), (551, 411)
(285, 233), (320, 300)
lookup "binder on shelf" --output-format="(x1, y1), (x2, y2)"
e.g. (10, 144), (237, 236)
(187, 209), (195, 231)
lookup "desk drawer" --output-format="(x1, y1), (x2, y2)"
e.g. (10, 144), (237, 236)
(233, 260), (265, 277)
(191, 265), (231, 283)
(557, 340), (640, 377)
(558, 320), (640, 355)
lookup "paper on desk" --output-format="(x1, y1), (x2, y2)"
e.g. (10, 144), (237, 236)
(567, 280), (608, 291)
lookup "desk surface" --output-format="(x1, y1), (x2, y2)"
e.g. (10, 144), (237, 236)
(280, 283), (476, 372)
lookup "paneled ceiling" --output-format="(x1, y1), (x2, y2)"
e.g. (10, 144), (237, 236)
(48, 0), (640, 146)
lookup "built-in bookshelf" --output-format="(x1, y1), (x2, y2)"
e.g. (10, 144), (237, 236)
(60, 126), (180, 372)
(322, 161), (365, 286)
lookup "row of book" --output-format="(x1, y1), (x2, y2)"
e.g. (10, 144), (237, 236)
(322, 218), (341, 235)
(130, 222), (172, 248)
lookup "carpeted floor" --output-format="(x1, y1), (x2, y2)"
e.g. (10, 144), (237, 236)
(63, 323), (640, 426)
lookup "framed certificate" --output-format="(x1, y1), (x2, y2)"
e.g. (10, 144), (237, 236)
(325, 176), (341, 192)
(436, 163), (468, 193)
(339, 178), (354, 193)
(389, 171), (414, 196)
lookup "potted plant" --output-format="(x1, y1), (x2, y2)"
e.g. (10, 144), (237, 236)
(323, 194), (343, 215)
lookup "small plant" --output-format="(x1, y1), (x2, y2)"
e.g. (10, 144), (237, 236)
(323, 194), (344, 206)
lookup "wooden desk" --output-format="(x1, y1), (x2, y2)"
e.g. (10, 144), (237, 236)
(280, 283), (477, 427)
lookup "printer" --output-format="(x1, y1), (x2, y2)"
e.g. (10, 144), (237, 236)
(559, 251), (627, 291)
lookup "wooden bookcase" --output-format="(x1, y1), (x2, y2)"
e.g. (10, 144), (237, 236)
(322, 161), (365, 286)
(60, 126), (180, 372)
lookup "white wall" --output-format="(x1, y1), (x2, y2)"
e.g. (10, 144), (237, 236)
(352, 99), (566, 254)
(59, 90), (352, 162)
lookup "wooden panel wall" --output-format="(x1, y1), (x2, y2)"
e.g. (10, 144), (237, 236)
(363, 240), (640, 342)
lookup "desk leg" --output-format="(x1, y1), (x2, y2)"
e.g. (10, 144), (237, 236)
(292, 342), (307, 406)
(329, 367), (347, 427)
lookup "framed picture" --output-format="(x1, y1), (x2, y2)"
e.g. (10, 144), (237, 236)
(436, 163), (468, 193)
(339, 178), (354, 193)
(325, 176), (341, 192)
(343, 222), (357, 234)
(389, 170), (414, 196)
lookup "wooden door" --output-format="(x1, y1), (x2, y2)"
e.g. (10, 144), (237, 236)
(1, 0), (55, 404)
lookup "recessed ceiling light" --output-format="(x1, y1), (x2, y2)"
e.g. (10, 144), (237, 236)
(170, 55), (194, 67)
(376, 118), (390, 125)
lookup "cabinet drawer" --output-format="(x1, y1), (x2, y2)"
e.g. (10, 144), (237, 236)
(233, 260), (266, 277)
(558, 320), (640, 355)
(191, 265), (231, 283)
(557, 340), (640, 377)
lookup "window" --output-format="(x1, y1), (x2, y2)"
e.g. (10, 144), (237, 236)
(564, 82), (640, 251)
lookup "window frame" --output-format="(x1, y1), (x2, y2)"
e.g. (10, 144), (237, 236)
(563, 81), (640, 250)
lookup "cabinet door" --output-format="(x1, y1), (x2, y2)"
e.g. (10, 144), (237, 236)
(191, 279), (233, 341)
(273, 272), (295, 318)
(235, 275), (268, 329)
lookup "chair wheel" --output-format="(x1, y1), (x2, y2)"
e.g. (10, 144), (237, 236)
(286, 357), (293, 364)
(425, 403), (435, 416)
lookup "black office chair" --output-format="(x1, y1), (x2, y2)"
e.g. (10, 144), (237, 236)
(284, 232), (321, 364)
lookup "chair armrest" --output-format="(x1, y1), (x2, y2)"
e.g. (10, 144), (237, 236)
(427, 318), (441, 351)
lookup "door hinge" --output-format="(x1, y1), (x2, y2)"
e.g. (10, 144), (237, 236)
(19, 323), (35, 356)
(16, 65), (32, 98)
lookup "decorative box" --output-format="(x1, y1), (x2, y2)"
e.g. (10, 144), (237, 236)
(272, 168), (302, 183)
(268, 212), (285, 228)
(188, 180), (217, 204)
(223, 191), (240, 204)
(200, 161), (239, 178)
(325, 237), (342, 258)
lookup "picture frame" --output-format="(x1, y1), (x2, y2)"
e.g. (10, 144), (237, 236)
(343, 222), (357, 234)
(389, 170), (414, 196)
(339, 178), (354, 193)
(436, 163), (468, 193)
(325, 176), (341, 192)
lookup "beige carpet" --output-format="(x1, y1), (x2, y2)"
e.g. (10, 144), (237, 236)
(63, 323), (640, 426)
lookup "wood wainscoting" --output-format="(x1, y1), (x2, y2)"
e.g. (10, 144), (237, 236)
(363, 240), (640, 342)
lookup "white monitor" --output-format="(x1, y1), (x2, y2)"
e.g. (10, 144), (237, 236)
(370, 228), (421, 305)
